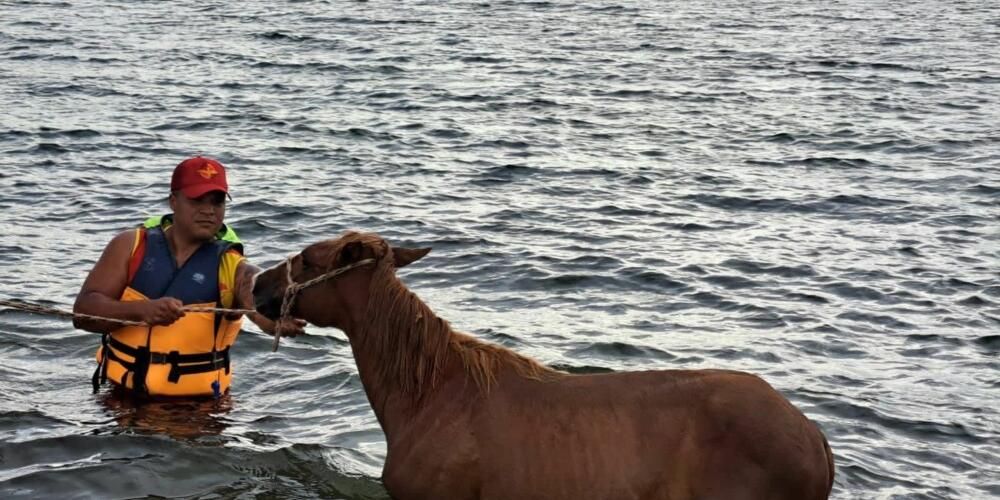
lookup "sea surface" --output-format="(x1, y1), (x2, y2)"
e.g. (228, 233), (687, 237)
(1, 1), (998, 498)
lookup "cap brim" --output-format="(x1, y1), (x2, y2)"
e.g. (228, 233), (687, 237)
(179, 184), (232, 200)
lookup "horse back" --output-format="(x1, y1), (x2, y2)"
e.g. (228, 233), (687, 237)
(469, 368), (831, 500)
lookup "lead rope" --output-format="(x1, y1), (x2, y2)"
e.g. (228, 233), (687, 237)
(0, 257), (375, 351)
(0, 299), (256, 326)
(271, 257), (374, 352)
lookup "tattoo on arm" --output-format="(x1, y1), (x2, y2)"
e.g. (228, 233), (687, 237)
(236, 262), (261, 310)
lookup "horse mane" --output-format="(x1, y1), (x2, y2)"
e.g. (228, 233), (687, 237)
(352, 234), (558, 401)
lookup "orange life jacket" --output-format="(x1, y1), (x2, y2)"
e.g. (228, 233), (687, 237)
(93, 217), (244, 397)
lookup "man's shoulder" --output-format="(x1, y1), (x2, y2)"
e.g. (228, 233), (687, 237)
(95, 229), (144, 262)
(109, 228), (142, 246)
(224, 248), (246, 261)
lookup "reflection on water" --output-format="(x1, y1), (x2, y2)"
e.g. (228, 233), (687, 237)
(97, 389), (233, 441)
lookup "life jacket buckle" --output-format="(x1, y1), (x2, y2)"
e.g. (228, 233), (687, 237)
(166, 351), (182, 383)
(132, 345), (151, 394)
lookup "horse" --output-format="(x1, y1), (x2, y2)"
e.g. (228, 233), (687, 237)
(252, 231), (834, 500)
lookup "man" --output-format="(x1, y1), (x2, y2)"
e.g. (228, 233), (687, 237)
(74, 156), (305, 398)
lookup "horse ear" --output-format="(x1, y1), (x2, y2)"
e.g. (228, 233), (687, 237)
(340, 241), (365, 265)
(393, 247), (431, 268)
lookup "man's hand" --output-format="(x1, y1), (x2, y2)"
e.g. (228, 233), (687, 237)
(141, 297), (186, 326)
(274, 317), (307, 338)
(268, 317), (307, 352)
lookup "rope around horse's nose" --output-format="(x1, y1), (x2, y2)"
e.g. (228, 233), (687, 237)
(271, 257), (375, 352)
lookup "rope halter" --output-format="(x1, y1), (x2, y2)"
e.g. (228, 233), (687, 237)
(272, 255), (375, 351)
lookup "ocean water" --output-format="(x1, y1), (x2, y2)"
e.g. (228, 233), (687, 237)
(1, 0), (998, 498)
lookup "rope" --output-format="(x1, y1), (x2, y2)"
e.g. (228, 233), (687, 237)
(2, 256), (374, 348)
(0, 299), (257, 327)
(272, 257), (374, 352)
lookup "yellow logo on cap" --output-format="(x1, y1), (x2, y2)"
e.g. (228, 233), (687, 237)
(197, 164), (219, 179)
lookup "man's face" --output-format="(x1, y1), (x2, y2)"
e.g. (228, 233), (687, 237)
(169, 191), (226, 240)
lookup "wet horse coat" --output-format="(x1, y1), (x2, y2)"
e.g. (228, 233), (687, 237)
(253, 231), (834, 500)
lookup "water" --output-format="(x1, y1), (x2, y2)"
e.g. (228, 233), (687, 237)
(1, 0), (998, 498)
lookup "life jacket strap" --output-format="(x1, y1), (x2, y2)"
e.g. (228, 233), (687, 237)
(91, 333), (111, 393)
(165, 350), (230, 383)
(103, 336), (231, 385)
(96, 338), (141, 393)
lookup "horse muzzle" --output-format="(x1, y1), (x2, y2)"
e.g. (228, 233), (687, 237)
(251, 269), (284, 320)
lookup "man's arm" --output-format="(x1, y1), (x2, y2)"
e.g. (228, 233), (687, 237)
(73, 230), (185, 333)
(233, 260), (306, 337)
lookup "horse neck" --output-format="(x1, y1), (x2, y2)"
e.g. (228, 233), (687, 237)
(345, 269), (459, 437)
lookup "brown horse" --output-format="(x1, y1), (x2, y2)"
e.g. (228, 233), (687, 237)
(252, 231), (834, 500)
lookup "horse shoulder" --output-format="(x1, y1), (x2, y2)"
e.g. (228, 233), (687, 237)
(383, 379), (483, 499)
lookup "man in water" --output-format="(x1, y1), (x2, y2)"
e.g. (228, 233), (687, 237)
(73, 156), (305, 397)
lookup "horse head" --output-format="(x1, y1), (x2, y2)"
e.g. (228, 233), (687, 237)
(252, 231), (430, 331)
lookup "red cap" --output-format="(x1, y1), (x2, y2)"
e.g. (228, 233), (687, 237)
(171, 156), (230, 199)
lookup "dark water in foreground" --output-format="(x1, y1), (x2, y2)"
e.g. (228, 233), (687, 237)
(1, 1), (998, 498)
